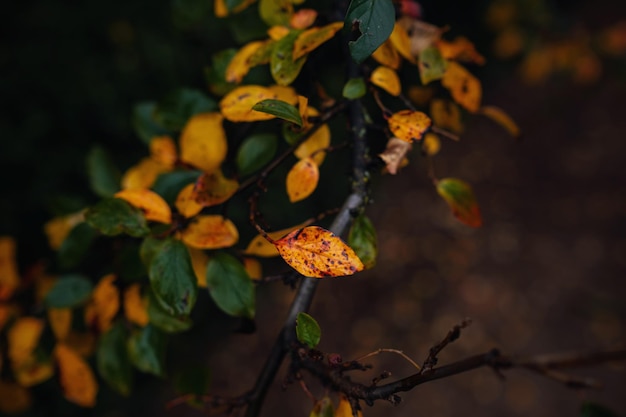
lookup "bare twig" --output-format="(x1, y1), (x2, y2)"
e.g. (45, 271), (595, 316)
(420, 318), (472, 374)
(353, 348), (421, 372)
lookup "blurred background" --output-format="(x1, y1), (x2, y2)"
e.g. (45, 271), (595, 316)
(1, 0), (625, 416)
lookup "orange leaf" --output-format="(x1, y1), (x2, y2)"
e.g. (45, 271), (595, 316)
(294, 107), (331, 165)
(226, 40), (270, 84)
(244, 220), (312, 257)
(378, 137), (412, 175)
(372, 40), (401, 69)
(387, 110), (432, 143)
(84, 274), (120, 333)
(175, 184), (203, 218)
(13, 357), (54, 387)
(114, 189), (172, 224)
(179, 112), (228, 172)
(243, 257), (262, 280)
(293, 21), (343, 60)
(187, 246), (209, 288)
(175, 171), (238, 217)
(149, 135), (178, 168)
(220, 85), (280, 122)
(8, 317), (44, 367)
(268, 25), (290, 41)
(290, 9), (317, 30)
(370, 66), (401, 96)
(274, 226), (364, 277)
(430, 99), (464, 134)
(436, 178), (482, 227)
(479, 105), (520, 138)
(43, 211), (85, 250)
(0, 236), (20, 300)
(121, 157), (170, 190)
(436, 37), (485, 65)
(286, 157), (319, 202)
(441, 62), (482, 113)
(123, 284), (149, 326)
(55, 344), (98, 407)
(48, 308), (72, 341)
(180, 215), (239, 249)
(64, 332), (96, 357)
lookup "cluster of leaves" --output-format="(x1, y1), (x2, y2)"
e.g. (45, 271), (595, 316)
(0, 0), (521, 413)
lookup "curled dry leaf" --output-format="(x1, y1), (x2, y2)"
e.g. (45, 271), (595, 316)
(274, 226), (364, 278)
(149, 136), (178, 168)
(387, 110), (432, 143)
(370, 66), (401, 96)
(121, 157), (170, 190)
(372, 40), (401, 69)
(289, 8), (317, 30)
(441, 62), (482, 113)
(0, 236), (20, 300)
(244, 220), (312, 257)
(114, 189), (172, 224)
(55, 344), (98, 407)
(379, 137), (412, 175)
(179, 112), (228, 172)
(220, 85), (280, 122)
(293, 21), (344, 60)
(124, 284), (149, 327)
(226, 41), (270, 84)
(84, 274), (120, 333)
(286, 157), (319, 203)
(180, 215), (239, 249)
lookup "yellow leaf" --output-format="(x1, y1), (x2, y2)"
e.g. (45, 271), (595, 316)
(123, 284), (149, 326)
(114, 189), (172, 224)
(179, 112), (228, 172)
(479, 105), (520, 138)
(55, 344), (98, 407)
(387, 110), (432, 143)
(388, 22), (414, 61)
(0, 381), (32, 414)
(378, 137), (412, 175)
(243, 257), (262, 280)
(175, 171), (239, 217)
(422, 133), (441, 156)
(268, 85), (299, 105)
(187, 246), (209, 288)
(175, 184), (203, 218)
(370, 66), (401, 96)
(8, 317), (44, 367)
(84, 274), (119, 333)
(294, 107), (331, 165)
(180, 215), (239, 249)
(274, 226), (364, 277)
(286, 157), (319, 202)
(335, 396), (363, 417)
(121, 157), (170, 190)
(226, 41), (270, 84)
(43, 211), (85, 250)
(297, 95), (308, 121)
(0, 237), (20, 300)
(244, 221), (312, 257)
(441, 62), (482, 113)
(268, 25), (290, 41)
(48, 308), (72, 342)
(430, 99), (464, 134)
(436, 37), (485, 65)
(293, 21), (343, 60)
(220, 86), (279, 122)
(149, 135), (178, 168)
(214, 0), (228, 17)
(290, 8), (317, 30)
(372, 40), (401, 69)
(13, 357), (54, 387)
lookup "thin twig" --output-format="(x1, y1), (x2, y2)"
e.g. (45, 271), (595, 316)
(353, 348), (421, 371)
(420, 318), (472, 374)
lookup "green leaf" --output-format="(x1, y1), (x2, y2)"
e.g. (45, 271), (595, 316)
(127, 324), (167, 377)
(206, 252), (255, 318)
(86, 146), (121, 198)
(259, 0), (293, 27)
(252, 100), (303, 126)
(174, 364), (211, 396)
(418, 46), (448, 85)
(581, 402), (621, 417)
(236, 133), (278, 176)
(58, 222), (97, 269)
(348, 214), (377, 269)
(225, 0), (248, 12)
(436, 178), (482, 228)
(148, 238), (198, 316)
(205, 49), (238, 96)
(85, 198), (150, 237)
(345, 0), (395, 63)
(270, 30), (307, 86)
(342, 77), (367, 99)
(97, 320), (133, 396)
(154, 88), (217, 131)
(152, 170), (201, 205)
(140, 236), (163, 268)
(147, 291), (193, 333)
(296, 312), (321, 348)
(44, 275), (93, 308)
(309, 397), (334, 417)
(132, 102), (169, 145)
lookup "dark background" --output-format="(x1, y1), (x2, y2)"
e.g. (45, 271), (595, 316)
(1, 0), (625, 416)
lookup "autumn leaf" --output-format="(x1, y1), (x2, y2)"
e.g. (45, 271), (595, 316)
(294, 107), (331, 165)
(244, 221), (312, 257)
(387, 110), (432, 142)
(124, 284), (149, 327)
(268, 25), (290, 41)
(180, 215), (239, 249)
(372, 40), (401, 69)
(175, 184), (203, 218)
(271, 30), (307, 86)
(121, 157), (170, 190)
(479, 105), (520, 138)
(114, 189), (172, 224)
(43, 211), (85, 250)
(259, 0), (293, 26)
(274, 226), (364, 277)
(436, 36), (485, 65)
(8, 317), (44, 367)
(226, 40), (270, 84)
(290, 9), (317, 30)
(48, 308), (72, 341)
(430, 99), (464, 134)
(422, 133), (441, 156)
(149, 136), (178, 168)
(310, 396), (334, 417)
(441, 62), (482, 113)
(286, 157), (319, 202)
(335, 396), (363, 417)
(84, 274), (120, 333)
(187, 246), (209, 288)
(175, 170), (238, 217)
(379, 137), (412, 175)
(220, 85), (279, 122)
(55, 344), (98, 407)
(436, 178), (482, 227)
(243, 257), (262, 280)
(0, 236), (20, 300)
(293, 22), (343, 60)
(418, 45), (448, 85)
(370, 66), (401, 96)
(267, 85), (299, 105)
(179, 112), (228, 172)
(388, 21), (414, 61)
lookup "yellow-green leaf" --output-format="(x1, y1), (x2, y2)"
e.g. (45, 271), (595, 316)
(252, 99), (303, 126)
(479, 105), (520, 138)
(271, 30), (307, 86)
(293, 22), (343, 60)
(436, 178), (482, 227)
